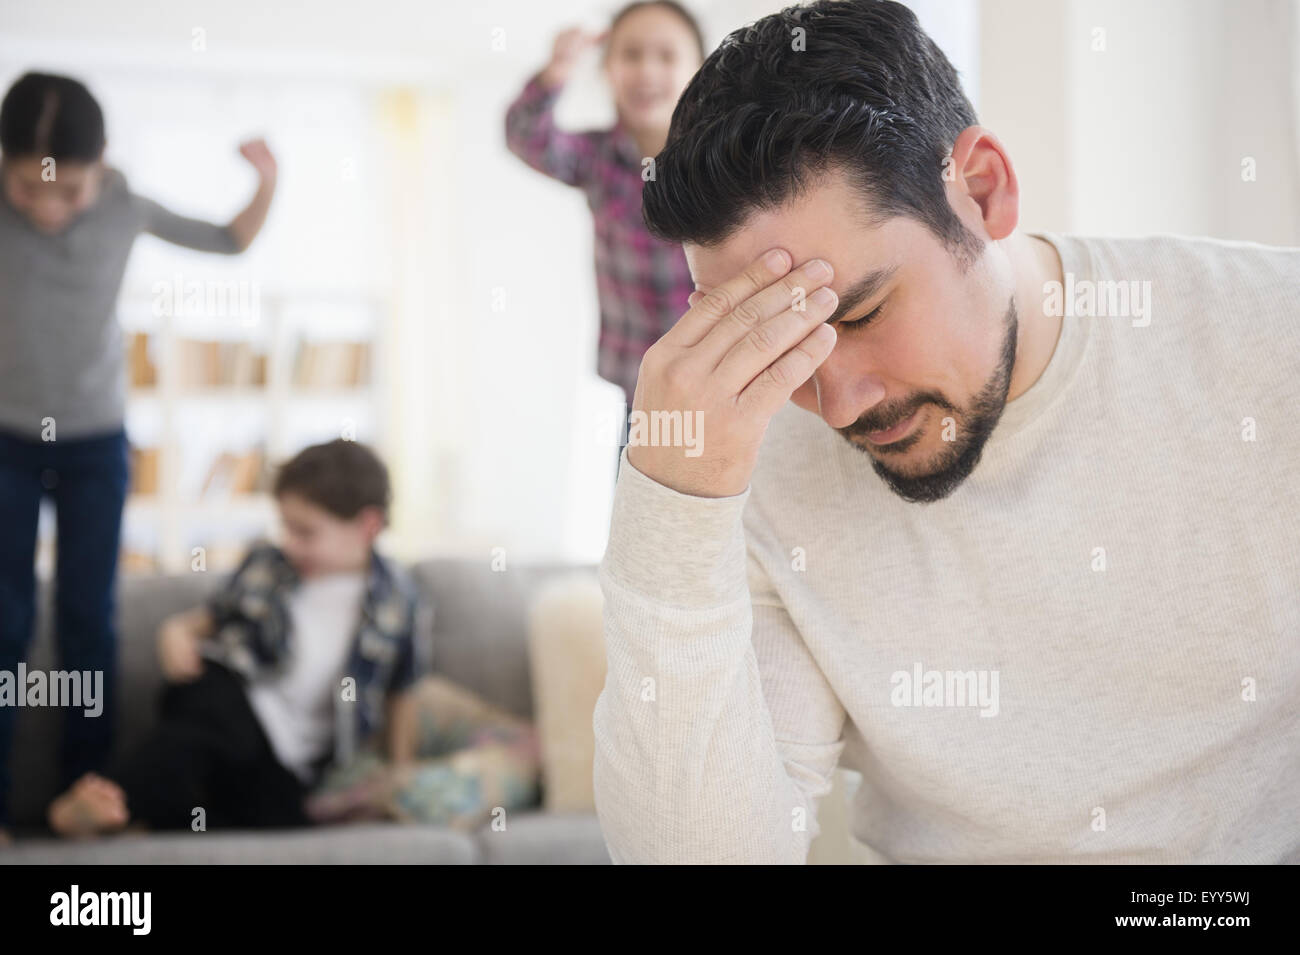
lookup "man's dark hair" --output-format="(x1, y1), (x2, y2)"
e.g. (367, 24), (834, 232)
(643, 0), (982, 264)
(0, 72), (106, 162)
(273, 439), (391, 526)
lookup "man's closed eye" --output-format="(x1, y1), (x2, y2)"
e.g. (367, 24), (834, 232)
(834, 301), (886, 330)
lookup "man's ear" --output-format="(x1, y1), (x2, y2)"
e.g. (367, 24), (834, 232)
(945, 125), (1019, 242)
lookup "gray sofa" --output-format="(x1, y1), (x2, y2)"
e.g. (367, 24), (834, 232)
(2, 557), (612, 864)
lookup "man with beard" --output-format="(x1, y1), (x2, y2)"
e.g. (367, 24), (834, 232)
(591, 0), (1299, 863)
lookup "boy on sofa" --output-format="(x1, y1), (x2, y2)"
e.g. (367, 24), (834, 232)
(47, 437), (542, 837)
(47, 438), (424, 834)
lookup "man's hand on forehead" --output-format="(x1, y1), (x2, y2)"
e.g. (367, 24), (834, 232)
(626, 248), (839, 498)
(693, 258), (900, 327)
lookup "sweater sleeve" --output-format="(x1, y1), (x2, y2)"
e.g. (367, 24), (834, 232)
(136, 195), (242, 254)
(504, 72), (598, 188)
(592, 449), (849, 864)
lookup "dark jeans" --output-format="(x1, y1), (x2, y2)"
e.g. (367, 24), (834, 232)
(0, 425), (130, 827)
(110, 661), (309, 830)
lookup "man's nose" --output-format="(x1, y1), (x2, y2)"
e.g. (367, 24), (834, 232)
(813, 346), (887, 429)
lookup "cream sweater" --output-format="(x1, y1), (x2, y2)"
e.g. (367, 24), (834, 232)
(593, 231), (1300, 864)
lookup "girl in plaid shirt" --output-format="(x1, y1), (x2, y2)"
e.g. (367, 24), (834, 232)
(506, 2), (706, 421)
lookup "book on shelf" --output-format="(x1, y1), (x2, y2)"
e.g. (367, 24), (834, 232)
(126, 332), (158, 388)
(293, 340), (371, 389)
(129, 446), (160, 495)
(200, 446), (268, 497)
(175, 339), (268, 389)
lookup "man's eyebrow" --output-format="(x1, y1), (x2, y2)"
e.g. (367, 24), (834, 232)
(823, 264), (899, 324)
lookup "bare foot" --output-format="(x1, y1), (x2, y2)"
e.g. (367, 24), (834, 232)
(47, 773), (129, 838)
(0, 827), (13, 848)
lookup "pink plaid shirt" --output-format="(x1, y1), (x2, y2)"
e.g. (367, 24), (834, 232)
(506, 73), (693, 406)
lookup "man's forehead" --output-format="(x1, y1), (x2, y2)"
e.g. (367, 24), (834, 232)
(683, 205), (900, 292)
(685, 235), (891, 293)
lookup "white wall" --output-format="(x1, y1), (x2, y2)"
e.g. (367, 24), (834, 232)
(981, 0), (1300, 244)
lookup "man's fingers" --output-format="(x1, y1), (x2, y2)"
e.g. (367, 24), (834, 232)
(663, 248), (792, 348)
(710, 283), (838, 393)
(694, 256), (835, 367)
(740, 322), (837, 416)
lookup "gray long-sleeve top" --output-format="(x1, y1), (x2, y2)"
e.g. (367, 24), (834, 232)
(0, 165), (242, 440)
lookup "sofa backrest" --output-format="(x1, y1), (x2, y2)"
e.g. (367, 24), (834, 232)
(9, 556), (591, 828)
(408, 557), (592, 718)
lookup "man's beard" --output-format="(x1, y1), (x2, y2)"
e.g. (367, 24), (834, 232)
(838, 297), (1019, 503)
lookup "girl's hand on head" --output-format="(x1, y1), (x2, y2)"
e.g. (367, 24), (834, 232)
(542, 27), (605, 88)
(238, 138), (277, 184)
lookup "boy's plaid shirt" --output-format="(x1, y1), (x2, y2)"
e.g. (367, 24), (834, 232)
(506, 72), (694, 407)
(201, 539), (426, 767)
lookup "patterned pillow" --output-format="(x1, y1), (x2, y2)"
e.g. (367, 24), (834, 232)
(305, 675), (541, 829)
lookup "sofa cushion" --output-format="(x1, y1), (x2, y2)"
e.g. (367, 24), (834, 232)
(0, 822), (479, 864)
(408, 558), (591, 720)
(475, 811), (611, 864)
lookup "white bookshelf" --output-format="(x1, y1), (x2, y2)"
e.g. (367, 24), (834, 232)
(32, 289), (389, 578)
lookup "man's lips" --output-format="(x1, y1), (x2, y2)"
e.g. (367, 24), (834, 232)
(862, 407), (922, 446)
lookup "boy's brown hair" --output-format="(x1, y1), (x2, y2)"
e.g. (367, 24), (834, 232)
(272, 438), (391, 526)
